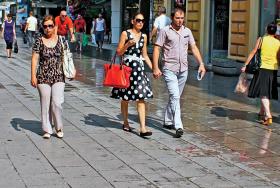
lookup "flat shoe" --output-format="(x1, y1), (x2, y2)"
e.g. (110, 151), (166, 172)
(122, 124), (132, 132)
(56, 130), (64, 138)
(140, 131), (152, 137)
(42, 133), (51, 139)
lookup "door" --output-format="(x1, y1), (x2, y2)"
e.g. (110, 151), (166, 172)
(210, 0), (229, 58)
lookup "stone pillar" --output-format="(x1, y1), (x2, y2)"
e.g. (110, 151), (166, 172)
(46, 8), (49, 15)
(111, 0), (121, 44)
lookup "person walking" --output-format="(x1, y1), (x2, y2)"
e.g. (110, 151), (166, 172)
(31, 15), (67, 139)
(111, 12), (153, 137)
(55, 9), (75, 42)
(153, 8), (206, 138)
(74, 14), (86, 52)
(1, 14), (16, 58)
(24, 11), (37, 48)
(150, 6), (171, 44)
(241, 23), (280, 125)
(94, 13), (106, 51)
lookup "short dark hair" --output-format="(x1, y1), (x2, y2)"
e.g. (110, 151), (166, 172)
(171, 8), (185, 18)
(267, 23), (277, 35)
(7, 13), (12, 18)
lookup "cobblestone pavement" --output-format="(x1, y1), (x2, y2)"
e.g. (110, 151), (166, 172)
(0, 38), (280, 188)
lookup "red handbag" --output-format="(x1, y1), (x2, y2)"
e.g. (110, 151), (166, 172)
(103, 53), (132, 88)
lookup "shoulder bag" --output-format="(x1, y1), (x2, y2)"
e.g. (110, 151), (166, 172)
(59, 36), (76, 79)
(13, 39), (18, 53)
(245, 37), (263, 74)
(103, 53), (132, 88)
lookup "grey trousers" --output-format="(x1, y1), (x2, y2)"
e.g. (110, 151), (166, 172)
(37, 82), (65, 134)
(163, 69), (188, 130)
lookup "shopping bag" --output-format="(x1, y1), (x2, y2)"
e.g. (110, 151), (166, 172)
(103, 53), (132, 88)
(13, 40), (18, 53)
(59, 36), (76, 79)
(91, 34), (96, 45)
(234, 73), (248, 95)
(82, 34), (89, 47)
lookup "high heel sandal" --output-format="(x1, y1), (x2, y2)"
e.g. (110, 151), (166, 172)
(261, 117), (272, 126)
(122, 124), (132, 132)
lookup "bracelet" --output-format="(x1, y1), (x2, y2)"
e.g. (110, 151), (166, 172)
(199, 62), (204, 66)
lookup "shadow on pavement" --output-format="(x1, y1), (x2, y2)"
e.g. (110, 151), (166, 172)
(10, 118), (41, 135)
(117, 113), (179, 138)
(83, 113), (123, 130)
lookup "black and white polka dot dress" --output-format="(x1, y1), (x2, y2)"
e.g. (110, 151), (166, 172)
(111, 30), (153, 101)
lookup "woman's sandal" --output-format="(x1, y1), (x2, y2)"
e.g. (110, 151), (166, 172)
(122, 124), (132, 132)
(261, 117), (272, 126)
(139, 131), (152, 137)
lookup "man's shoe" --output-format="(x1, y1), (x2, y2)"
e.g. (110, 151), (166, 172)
(175, 128), (184, 138)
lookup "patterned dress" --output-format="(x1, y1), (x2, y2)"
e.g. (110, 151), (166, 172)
(111, 30), (153, 101)
(33, 36), (66, 85)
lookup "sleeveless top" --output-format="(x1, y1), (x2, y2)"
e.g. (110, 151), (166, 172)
(4, 20), (14, 42)
(95, 18), (105, 31)
(260, 35), (280, 70)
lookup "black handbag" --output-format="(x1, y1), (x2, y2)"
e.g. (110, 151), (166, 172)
(245, 37), (262, 74)
(13, 40), (18, 53)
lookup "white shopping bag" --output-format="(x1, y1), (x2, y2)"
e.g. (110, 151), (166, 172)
(91, 34), (96, 45)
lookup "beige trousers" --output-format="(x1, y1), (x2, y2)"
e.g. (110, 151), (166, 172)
(37, 82), (65, 134)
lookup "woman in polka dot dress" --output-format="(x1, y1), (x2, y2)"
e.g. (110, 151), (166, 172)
(111, 12), (153, 137)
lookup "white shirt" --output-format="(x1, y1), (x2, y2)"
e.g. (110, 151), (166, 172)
(153, 14), (171, 31)
(26, 16), (37, 31)
(95, 18), (105, 31)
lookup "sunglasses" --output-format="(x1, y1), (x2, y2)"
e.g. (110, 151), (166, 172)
(43, 24), (54, 29)
(61, 15), (67, 17)
(135, 18), (145, 23)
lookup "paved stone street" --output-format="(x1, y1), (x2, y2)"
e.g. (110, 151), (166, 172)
(0, 38), (280, 188)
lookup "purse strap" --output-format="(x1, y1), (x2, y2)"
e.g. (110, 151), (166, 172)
(111, 52), (124, 67)
(59, 36), (70, 51)
(59, 36), (65, 51)
(257, 37), (263, 50)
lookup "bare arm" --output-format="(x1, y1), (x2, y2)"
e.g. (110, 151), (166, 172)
(24, 22), (29, 32)
(142, 34), (152, 70)
(152, 45), (162, 78)
(150, 26), (157, 41)
(244, 37), (261, 65)
(241, 37), (261, 72)
(31, 52), (39, 88)
(190, 44), (206, 78)
(1, 22), (4, 38)
(13, 22), (16, 39)
(116, 31), (135, 56)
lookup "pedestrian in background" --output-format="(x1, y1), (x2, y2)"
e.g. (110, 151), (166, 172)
(241, 23), (280, 125)
(150, 6), (171, 44)
(55, 8), (75, 42)
(94, 13), (106, 51)
(31, 15), (67, 139)
(153, 8), (206, 138)
(111, 12), (153, 137)
(74, 14), (86, 52)
(24, 11), (37, 48)
(1, 14), (16, 58)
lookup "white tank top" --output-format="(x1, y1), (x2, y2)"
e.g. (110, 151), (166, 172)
(95, 18), (105, 31)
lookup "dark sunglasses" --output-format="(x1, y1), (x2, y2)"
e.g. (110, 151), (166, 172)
(61, 15), (67, 17)
(135, 18), (145, 23)
(43, 24), (54, 29)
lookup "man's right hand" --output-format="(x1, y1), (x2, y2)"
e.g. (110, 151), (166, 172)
(153, 68), (162, 79)
(70, 34), (76, 42)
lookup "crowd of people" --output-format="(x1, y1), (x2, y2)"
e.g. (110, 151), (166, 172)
(0, 6), (279, 140)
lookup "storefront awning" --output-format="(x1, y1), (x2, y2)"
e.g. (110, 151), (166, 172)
(32, 1), (57, 8)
